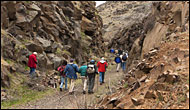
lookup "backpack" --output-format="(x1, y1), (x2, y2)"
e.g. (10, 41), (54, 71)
(115, 57), (121, 63)
(122, 54), (127, 61)
(57, 65), (66, 76)
(87, 64), (95, 74)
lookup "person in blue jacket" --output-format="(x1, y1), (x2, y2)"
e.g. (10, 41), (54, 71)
(114, 54), (122, 72)
(64, 59), (79, 95)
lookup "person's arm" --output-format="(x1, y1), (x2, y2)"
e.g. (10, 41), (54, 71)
(78, 67), (81, 73)
(64, 66), (68, 75)
(75, 64), (79, 72)
(95, 65), (98, 74)
(33, 56), (37, 64)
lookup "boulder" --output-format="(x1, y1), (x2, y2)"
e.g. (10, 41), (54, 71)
(36, 37), (51, 49)
(26, 42), (43, 54)
(144, 90), (156, 99)
(131, 97), (144, 106)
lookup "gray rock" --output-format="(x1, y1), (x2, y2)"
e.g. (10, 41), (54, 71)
(26, 42), (43, 54)
(36, 37), (51, 49)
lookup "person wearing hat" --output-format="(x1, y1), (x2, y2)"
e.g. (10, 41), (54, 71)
(86, 59), (98, 94)
(97, 57), (108, 85)
(28, 52), (38, 78)
(63, 59), (79, 95)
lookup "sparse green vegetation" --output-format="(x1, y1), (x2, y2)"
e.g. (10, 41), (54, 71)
(25, 66), (29, 71)
(63, 50), (71, 56)
(5, 59), (13, 65)
(1, 87), (54, 109)
(123, 82), (128, 88)
(65, 16), (70, 21)
(56, 48), (62, 54)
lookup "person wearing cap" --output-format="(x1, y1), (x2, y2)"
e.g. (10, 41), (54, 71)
(28, 52), (38, 78)
(86, 59), (98, 94)
(97, 57), (108, 85)
(63, 59), (79, 95)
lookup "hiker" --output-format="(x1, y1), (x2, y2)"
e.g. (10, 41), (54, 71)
(63, 59), (79, 95)
(57, 60), (68, 92)
(28, 52), (38, 78)
(121, 51), (128, 72)
(110, 48), (115, 54)
(114, 54), (122, 72)
(97, 57), (108, 85)
(78, 61), (88, 94)
(118, 49), (123, 55)
(86, 60), (98, 94)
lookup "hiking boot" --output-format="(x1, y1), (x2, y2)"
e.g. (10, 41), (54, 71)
(64, 88), (68, 91)
(100, 83), (102, 85)
(83, 91), (86, 94)
(102, 81), (105, 83)
(60, 88), (63, 92)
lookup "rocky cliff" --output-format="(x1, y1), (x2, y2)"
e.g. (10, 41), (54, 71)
(98, 1), (189, 72)
(97, 1), (152, 44)
(1, 1), (105, 88)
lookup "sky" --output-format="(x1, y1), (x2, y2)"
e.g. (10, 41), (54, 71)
(95, 1), (106, 7)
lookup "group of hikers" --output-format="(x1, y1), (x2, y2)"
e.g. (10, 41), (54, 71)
(27, 49), (128, 95)
(27, 52), (108, 95)
(110, 48), (129, 72)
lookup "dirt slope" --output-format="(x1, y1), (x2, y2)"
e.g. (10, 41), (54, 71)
(95, 29), (189, 109)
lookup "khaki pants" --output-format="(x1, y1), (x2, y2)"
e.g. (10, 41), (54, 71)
(68, 78), (76, 93)
(116, 63), (121, 71)
(81, 76), (87, 91)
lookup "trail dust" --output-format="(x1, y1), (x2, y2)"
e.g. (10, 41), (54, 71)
(11, 64), (124, 109)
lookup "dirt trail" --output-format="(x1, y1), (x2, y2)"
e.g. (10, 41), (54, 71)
(12, 64), (123, 109)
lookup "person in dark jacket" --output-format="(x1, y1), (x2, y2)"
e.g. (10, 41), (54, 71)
(64, 59), (79, 95)
(28, 52), (37, 78)
(86, 60), (98, 94)
(78, 61), (88, 94)
(114, 54), (122, 72)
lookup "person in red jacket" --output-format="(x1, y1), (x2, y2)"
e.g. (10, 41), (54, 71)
(28, 52), (38, 78)
(97, 57), (108, 85)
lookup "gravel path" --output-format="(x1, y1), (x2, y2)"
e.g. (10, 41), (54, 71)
(12, 65), (124, 109)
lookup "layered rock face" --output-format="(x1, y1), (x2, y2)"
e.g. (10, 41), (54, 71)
(1, 1), (105, 88)
(97, 1), (152, 44)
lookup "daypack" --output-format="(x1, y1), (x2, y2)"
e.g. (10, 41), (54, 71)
(87, 64), (95, 74)
(115, 57), (121, 63)
(57, 65), (66, 76)
(122, 54), (127, 61)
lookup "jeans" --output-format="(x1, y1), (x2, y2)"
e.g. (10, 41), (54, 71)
(29, 67), (36, 78)
(99, 72), (105, 83)
(88, 74), (95, 92)
(60, 76), (67, 90)
(121, 62), (126, 71)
